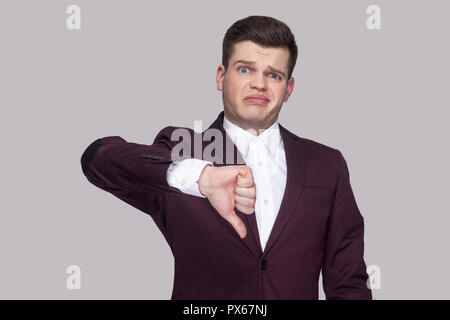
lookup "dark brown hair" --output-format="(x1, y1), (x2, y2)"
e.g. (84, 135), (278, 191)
(222, 15), (298, 80)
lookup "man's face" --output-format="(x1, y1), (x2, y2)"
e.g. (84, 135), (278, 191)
(217, 40), (295, 132)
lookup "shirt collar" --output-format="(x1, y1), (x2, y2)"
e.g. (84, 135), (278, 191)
(222, 115), (282, 159)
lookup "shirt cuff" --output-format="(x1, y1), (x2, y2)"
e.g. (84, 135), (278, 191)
(166, 158), (213, 198)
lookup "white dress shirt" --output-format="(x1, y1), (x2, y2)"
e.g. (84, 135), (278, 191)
(166, 116), (287, 251)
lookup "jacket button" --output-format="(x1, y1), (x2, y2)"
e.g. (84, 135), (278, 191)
(260, 259), (268, 271)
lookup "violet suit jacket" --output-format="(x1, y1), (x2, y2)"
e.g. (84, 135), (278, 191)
(81, 111), (372, 300)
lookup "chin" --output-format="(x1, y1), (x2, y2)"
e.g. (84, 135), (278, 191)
(236, 110), (268, 128)
(239, 108), (264, 120)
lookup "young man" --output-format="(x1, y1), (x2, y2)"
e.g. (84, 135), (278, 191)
(81, 16), (372, 300)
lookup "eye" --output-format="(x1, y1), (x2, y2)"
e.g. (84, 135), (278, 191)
(238, 66), (250, 74)
(269, 73), (281, 80)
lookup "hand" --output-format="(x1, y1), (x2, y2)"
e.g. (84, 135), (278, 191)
(197, 165), (256, 239)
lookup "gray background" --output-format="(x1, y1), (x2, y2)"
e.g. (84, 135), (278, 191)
(1, 0), (449, 299)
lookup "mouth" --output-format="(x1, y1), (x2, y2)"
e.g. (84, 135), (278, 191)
(243, 96), (270, 106)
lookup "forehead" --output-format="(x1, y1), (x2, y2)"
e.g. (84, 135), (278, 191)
(229, 40), (289, 70)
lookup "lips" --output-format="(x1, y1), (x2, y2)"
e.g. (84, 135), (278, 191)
(244, 94), (270, 105)
(244, 94), (270, 101)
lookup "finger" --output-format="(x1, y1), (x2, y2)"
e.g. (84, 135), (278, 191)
(245, 166), (254, 180)
(223, 213), (247, 238)
(236, 203), (255, 215)
(237, 173), (254, 188)
(238, 166), (254, 180)
(235, 194), (256, 208)
(235, 185), (256, 199)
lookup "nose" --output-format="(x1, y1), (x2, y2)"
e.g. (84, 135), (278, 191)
(249, 72), (268, 91)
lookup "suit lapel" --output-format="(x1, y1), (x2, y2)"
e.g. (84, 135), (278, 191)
(205, 112), (262, 258)
(262, 124), (306, 256)
(203, 112), (307, 258)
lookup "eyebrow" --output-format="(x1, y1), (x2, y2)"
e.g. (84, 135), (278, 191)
(232, 60), (287, 79)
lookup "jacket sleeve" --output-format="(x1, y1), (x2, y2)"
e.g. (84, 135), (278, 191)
(80, 126), (184, 234)
(322, 150), (372, 300)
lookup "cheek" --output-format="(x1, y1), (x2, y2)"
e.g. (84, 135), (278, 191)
(272, 85), (286, 101)
(272, 87), (284, 104)
(226, 77), (245, 99)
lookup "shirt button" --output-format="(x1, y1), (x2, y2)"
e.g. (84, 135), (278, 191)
(180, 179), (185, 186)
(264, 198), (269, 205)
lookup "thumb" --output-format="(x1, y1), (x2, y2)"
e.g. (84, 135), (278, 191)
(223, 211), (247, 239)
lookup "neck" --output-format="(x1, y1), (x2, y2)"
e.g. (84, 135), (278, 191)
(224, 112), (276, 137)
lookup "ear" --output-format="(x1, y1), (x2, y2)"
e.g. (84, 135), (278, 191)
(283, 77), (295, 102)
(216, 64), (226, 91)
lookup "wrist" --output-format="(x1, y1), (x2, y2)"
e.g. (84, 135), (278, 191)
(198, 164), (213, 197)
